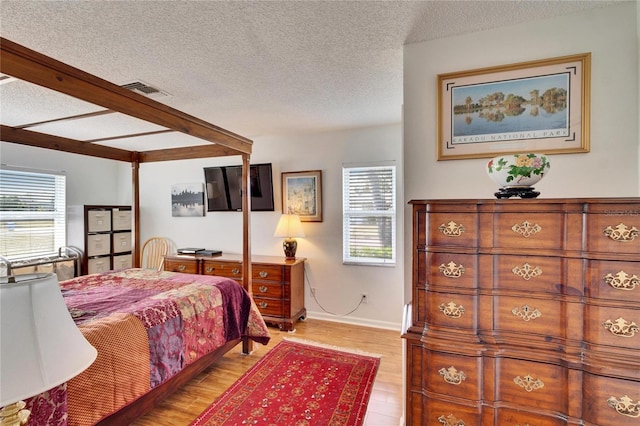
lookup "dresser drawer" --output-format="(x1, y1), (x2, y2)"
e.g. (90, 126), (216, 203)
(164, 257), (199, 274)
(253, 281), (284, 299)
(493, 295), (567, 340)
(426, 212), (478, 249)
(254, 297), (284, 317)
(87, 209), (111, 232)
(425, 252), (478, 290)
(585, 206), (640, 255)
(493, 212), (567, 250)
(424, 350), (481, 401)
(88, 257), (110, 274)
(112, 232), (132, 254)
(492, 255), (582, 296)
(111, 209), (131, 231)
(113, 254), (132, 270)
(495, 357), (568, 413)
(424, 399), (481, 426)
(586, 259), (640, 301)
(86, 234), (111, 256)
(583, 373), (640, 426)
(495, 407), (567, 425)
(252, 264), (283, 282)
(585, 304), (640, 350)
(426, 290), (477, 331)
(202, 260), (243, 279)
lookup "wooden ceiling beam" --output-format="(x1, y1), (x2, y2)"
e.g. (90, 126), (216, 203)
(139, 144), (240, 163)
(0, 125), (135, 162)
(0, 37), (252, 157)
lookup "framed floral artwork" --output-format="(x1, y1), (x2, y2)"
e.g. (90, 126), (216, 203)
(281, 170), (322, 222)
(437, 53), (591, 160)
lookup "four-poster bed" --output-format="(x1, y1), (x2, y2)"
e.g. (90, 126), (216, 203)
(0, 37), (266, 425)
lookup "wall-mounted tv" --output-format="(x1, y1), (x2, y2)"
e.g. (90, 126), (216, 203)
(203, 163), (275, 212)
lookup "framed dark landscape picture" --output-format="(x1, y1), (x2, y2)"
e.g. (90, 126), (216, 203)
(171, 183), (205, 217)
(437, 53), (591, 160)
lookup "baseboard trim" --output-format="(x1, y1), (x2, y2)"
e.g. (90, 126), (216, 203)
(305, 311), (401, 331)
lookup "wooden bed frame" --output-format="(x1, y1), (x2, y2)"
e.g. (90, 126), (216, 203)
(0, 37), (256, 422)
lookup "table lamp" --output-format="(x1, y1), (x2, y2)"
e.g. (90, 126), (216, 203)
(0, 273), (97, 426)
(274, 214), (305, 259)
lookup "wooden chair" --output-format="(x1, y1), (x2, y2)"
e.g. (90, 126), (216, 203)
(141, 237), (169, 270)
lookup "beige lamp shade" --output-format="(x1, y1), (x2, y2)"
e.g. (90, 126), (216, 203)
(0, 273), (97, 407)
(273, 214), (305, 238)
(274, 214), (304, 259)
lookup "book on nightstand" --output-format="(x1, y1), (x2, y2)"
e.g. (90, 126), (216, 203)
(198, 249), (222, 257)
(177, 248), (205, 254)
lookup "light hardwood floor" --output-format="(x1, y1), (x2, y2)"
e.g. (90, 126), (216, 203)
(131, 319), (404, 426)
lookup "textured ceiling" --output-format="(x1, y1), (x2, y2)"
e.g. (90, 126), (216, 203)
(0, 0), (621, 145)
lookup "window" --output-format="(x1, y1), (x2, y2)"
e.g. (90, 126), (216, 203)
(342, 164), (396, 265)
(0, 167), (66, 260)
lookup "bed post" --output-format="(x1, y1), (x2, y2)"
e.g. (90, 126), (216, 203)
(241, 153), (253, 354)
(132, 155), (140, 267)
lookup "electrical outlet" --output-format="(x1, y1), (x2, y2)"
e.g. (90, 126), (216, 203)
(361, 293), (367, 303)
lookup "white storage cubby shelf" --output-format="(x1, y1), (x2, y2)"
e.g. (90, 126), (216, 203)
(83, 205), (132, 275)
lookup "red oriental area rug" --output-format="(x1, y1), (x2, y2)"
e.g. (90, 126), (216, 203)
(190, 338), (381, 426)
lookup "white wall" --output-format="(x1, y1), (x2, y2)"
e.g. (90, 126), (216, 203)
(138, 123), (404, 330)
(403, 2), (639, 301)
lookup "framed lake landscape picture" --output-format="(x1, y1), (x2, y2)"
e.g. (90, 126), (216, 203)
(171, 183), (205, 217)
(437, 53), (591, 160)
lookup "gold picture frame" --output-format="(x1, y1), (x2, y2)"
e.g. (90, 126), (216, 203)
(281, 170), (322, 222)
(437, 53), (590, 160)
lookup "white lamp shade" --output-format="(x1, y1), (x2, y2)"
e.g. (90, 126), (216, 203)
(0, 273), (97, 406)
(273, 214), (305, 238)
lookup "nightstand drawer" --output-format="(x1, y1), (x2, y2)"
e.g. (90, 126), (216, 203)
(164, 257), (198, 274)
(254, 297), (284, 317)
(252, 264), (283, 282)
(202, 260), (243, 279)
(254, 282), (284, 299)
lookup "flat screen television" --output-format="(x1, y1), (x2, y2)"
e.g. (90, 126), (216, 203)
(204, 163), (275, 212)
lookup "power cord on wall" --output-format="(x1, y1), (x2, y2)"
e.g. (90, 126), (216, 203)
(304, 264), (365, 317)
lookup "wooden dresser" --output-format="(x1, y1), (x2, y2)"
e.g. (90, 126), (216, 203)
(403, 198), (640, 425)
(164, 254), (306, 331)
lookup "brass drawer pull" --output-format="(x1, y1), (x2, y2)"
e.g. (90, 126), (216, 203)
(259, 301), (268, 309)
(605, 271), (639, 291)
(602, 317), (639, 338)
(259, 286), (268, 293)
(232, 268), (240, 275)
(259, 271), (268, 278)
(511, 220), (542, 238)
(513, 374), (544, 392)
(178, 264), (186, 271)
(439, 261), (465, 278)
(205, 266), (214, 273)
(438, 366), (466, 385)
(437, 414), (465, 426)
(607, 395), (640, 418)
(603, 223), (639, 242)
(438, 221), (465, 237)
(439, 302), (465, 319)
(512, 304), (542, 322)
(512, 263), (542, 281)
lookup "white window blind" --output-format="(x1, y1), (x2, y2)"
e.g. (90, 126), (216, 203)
(0, 167), (66, 260)
(342, 164), (396, 265)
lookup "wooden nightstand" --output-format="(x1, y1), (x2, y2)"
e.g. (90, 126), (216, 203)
(164, 253), (306, 331)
